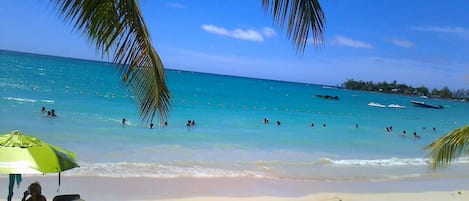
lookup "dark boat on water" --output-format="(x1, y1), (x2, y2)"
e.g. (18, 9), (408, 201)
(316, 95), (339, 100)
(410, 100), (443, 109)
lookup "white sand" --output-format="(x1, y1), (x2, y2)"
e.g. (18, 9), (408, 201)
(155, 191), (469, 201)
(1, 176), (468, 201)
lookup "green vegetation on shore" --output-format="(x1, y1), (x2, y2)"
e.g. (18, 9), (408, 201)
(342, 79), (469, 100)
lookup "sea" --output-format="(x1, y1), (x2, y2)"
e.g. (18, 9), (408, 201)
(1, 50), (468, 182)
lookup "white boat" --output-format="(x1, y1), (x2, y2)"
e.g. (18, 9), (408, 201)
(388, 104), (406, 109)
(368, 102), (386, 108)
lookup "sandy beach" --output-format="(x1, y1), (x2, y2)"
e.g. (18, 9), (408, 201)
(1, 175), (469, 201)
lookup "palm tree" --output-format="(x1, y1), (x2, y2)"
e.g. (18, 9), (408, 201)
(425, 125), (469, 170)
(50, 0), (324, 123)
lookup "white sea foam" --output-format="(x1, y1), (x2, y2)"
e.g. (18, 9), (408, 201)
(61, 157), (469, 179)
(40, 99), (55, 103)
(64, 162), (266, 178)
(4, 97), (37, 103)
(252, 157), (469, 167)
(328, 157), (469, 166)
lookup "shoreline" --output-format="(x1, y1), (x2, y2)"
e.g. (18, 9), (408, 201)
(1, 176), (469, 201)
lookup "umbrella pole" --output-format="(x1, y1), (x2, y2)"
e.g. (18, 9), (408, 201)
(57, 172), (61, 192)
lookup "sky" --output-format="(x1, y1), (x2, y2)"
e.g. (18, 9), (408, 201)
(0, 0), (468, 90)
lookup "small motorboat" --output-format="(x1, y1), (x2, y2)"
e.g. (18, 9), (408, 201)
(388, 104), (406, 109)
(368, 102), (386, 108)
(410, 100), (443, 109)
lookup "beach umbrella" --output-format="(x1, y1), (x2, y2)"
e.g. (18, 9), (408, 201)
(0, 130), (79, 201)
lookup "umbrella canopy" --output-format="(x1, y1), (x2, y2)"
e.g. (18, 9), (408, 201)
(0, 130), (79, 174)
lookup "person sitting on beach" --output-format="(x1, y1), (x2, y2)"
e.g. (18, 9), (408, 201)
(413, 132), (421, 139)
(22, 182), (46, 201)
(41, 106), (46, 113)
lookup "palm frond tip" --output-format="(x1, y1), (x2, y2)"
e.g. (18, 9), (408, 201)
(51, 0), (171, 123)
(262, 0), (325, 54)
(425, 126), (469, 170)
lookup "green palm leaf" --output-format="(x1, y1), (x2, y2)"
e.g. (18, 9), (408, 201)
(425, 125), (469, 170)
(50, 0), (170, 123)
(262, 0), (325, 54)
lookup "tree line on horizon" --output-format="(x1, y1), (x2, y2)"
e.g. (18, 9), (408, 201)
(342, 79), (469, 100)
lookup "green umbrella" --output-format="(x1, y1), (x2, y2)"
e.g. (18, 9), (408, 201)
(0, 130), (79, 201)
(0, 130), (79, 174)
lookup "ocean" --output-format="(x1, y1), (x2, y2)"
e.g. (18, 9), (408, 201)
(1, 50), (468, 181)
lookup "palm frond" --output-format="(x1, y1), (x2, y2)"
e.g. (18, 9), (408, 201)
(262, 0), (325, 54)
(50, 0), (170, 124)
(425, 125), (469, 170)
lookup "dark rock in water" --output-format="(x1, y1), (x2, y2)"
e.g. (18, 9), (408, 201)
(316, 95), (339, 100)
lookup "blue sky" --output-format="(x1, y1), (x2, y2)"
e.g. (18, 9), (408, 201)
(0, 1), (468, 89)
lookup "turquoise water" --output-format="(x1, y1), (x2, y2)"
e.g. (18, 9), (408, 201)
(1, 50), (468, 181)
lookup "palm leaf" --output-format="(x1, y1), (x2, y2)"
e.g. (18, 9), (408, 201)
(262, 0), (325, 54)
(50, 0), (170, 124)
(425, 125), (469, 170)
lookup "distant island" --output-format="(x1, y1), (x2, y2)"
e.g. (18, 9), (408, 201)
(342, 79), (468, 101)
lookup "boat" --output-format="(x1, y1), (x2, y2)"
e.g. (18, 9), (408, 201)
(368, 102), (386, 108)
(388, 104), (406, 109)
(316, 95), (339, 100)
(410, 100), (443, 109)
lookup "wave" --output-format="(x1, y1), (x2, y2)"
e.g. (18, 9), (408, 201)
(4, 97), (37, 103)
(319, 157), (469, 166)
(40, 99), (55, 103)
(62, 157), (469, 179)
(3, 97), (55, 104)
(251, 157), (469, 167)
(64, 162), (266, 178)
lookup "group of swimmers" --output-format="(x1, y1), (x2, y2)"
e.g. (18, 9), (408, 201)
(186, 120), (196, 126)
(311, 122), (327, 127)
(41, 106), (56, 117)
(263, 118), (282, 126)
(149, 122), (168, 128)
(121, 118), (168, 129)
(385, 126), (437, 139)
(264, 116), (436, 140)
(96, 112), (439, 138)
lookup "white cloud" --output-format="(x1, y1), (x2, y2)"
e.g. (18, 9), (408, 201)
(167, 2), (185, 9)
(392, 39), (415, 48)
(162, 47), (467, 89)
(201, 24), (277, 42)
(330, 36), (373, 49)
(262, 27), (277, 37)
(414, 26), (469, 34)
(413, 26), (469, 38)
